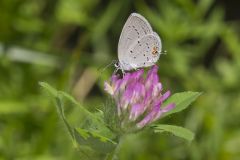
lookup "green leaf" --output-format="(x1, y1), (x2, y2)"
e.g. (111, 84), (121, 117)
(39, 81), (117, 153)
(39, 82), (58, 97)
(58, 91), (115, 138)
(39, 82), (101, 127)
(74, 128), (117, 153)
(58, 91), (96, 119)
(162, 91), (202, 117)
(39, 82), (75, 139)
(152, 124), (195, 142)
(55, 95), (75, 140)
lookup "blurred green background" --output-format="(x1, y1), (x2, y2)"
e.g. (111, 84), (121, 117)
(0, 0), (240, 159)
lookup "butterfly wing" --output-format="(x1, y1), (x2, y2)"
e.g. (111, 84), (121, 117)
(125, 33), (162, 69)
(118, 13), (153, 63)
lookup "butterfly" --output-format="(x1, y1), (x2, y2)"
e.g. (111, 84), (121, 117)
(117, 13), (162, 71)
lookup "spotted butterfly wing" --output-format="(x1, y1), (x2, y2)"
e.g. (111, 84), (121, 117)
(118, 13), (161, 71)
(118, 13), (153, 68)
(126, 33), (161, 69)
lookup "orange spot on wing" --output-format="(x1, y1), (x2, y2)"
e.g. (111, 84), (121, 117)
(152, 46), (158, 55)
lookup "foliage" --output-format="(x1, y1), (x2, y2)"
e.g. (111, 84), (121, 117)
(39, 82), (199, 158)
(152, 124), (194, 142)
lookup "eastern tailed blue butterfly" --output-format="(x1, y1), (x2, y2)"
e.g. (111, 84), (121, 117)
(117, 13), (162, 71)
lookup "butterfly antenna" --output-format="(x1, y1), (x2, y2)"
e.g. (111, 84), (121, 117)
(98, 60), (118, 74)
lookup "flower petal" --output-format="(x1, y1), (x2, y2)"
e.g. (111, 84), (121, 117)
(137, 104), (160, 128)
(104, 82), (114, 95)
(161, 103), (175, 113)
(161, 90), (171, 101)
(145, 65), (159, 97)
(129, 103), (145, 121)
(111, 74), (119, 84)
(152, 83), (162, 98)
(153, 103), (175, 121)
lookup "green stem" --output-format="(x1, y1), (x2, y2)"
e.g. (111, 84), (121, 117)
(105, 135), (125, 160)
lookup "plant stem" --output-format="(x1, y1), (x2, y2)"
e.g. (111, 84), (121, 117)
(105, 135), (125, 160)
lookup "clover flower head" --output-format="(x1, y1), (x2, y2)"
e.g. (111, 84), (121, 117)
(104, 65), (175, 130)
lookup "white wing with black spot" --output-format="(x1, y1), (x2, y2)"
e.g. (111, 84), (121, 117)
(118, 13), (153, 63)
(125, 33), (161, 69)
(117, 13), (162, 71)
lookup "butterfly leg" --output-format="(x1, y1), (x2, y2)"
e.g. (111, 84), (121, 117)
(113, 67), (119, 74)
